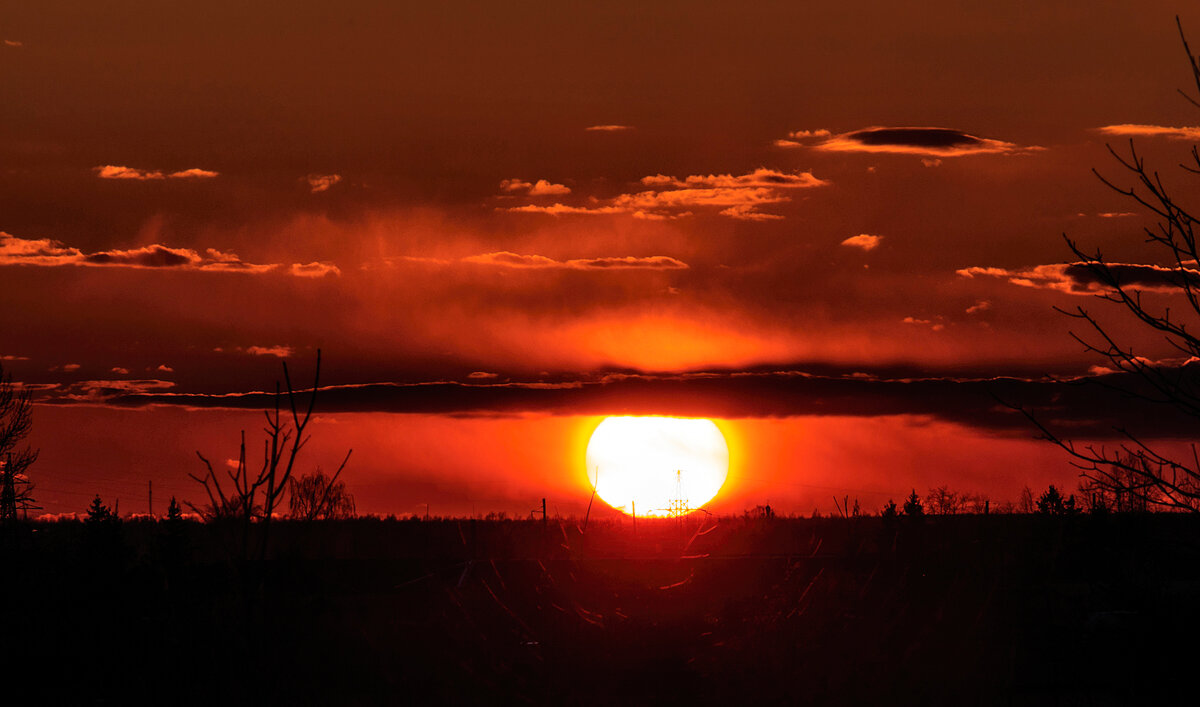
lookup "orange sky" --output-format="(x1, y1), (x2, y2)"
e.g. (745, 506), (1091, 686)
(5, 2), (1200, 516)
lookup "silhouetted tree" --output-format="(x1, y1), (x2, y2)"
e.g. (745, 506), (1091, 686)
(1018, 485), (1036, 514)
(1035, 485), (1078, 516)
(85, 495), (118, 525)
(0, 363), (38, 520)
(1019, 19), (1200, 513)
(902, 489), (923, 517)
(287, 467), (355, 520)
(1079, 453), (1153, 512)
(189, 350), (352, 559)
(165, 496), (183, 522)
(881, 499), (899, 518)
(964, 493), (990, 514)
(927, 486), (962, 515)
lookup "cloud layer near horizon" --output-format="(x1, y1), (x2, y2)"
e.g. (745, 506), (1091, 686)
(83, 368), (1199, 439)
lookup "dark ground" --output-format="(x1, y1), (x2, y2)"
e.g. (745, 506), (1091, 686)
(3, 512), (1199, 705)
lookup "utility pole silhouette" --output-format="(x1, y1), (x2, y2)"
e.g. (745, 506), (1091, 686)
(668, 469), (690, 519)
(148, 480), (153, 518)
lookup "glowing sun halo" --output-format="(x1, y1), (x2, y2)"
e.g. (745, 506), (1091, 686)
(585, 416), (729, 517)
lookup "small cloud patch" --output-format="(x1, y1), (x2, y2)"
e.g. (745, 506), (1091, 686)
(841, 234), (883, 251)
(500, 178), (571, 196)
(245, 345), (294, 358)
(306, 174), (342, 193)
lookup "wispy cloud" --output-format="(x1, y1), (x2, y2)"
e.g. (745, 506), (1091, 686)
(0, 232), (337, 278)
(811, 127), (1038, 157)
(719, 205), (784, 221)
(637, 168), (826, 190)
(45, 379), (176, 403)
(506, 203), (625, 216)
(3, 39), (23, 48)
(902, 316), (945, 331)
(95, 165), (219, 180)
(245, 345), (294, 358)
(585, 124), (634, 132)
(462, 252), (687, 270)
(841, 234), (883, 251)
(774, 129), (832, 148)
(957, 262), (1200, 294)
(289, 261), (342, 278)
(1096, 124), (1200, 140)
(306, 174), (342, 193)
(505, 168), (827, 221)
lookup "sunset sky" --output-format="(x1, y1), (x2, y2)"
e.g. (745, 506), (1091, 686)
(5, 2), (1200, 517)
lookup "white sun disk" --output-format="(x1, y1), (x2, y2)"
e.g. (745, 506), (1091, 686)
(585, 416), (729, 516)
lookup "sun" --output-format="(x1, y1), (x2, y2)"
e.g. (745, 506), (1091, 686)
(585, 416), (729, 517)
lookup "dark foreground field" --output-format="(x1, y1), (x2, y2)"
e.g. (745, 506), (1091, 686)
(3, 513), (1199, 705)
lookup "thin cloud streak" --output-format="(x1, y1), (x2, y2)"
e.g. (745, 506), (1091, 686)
(95, 165), (219, 180)
(386, 251), (688, 271)
(460, 252), (688, 270)
(958, 261), (1200, 294)
(1096, 124), (1200, 140)
(0, 232), (336, 277)
(505, 168), (828, 221)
